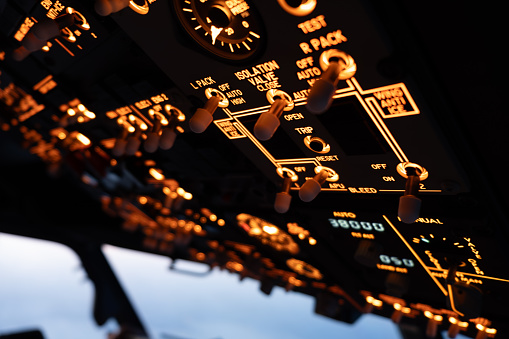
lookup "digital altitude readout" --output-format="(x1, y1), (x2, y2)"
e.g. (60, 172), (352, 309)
(328, 218), (385, 232)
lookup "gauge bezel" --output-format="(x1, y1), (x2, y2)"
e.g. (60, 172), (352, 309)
(173, 0), (265, 61)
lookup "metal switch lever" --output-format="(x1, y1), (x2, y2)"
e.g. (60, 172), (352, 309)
(306, 49), (356, 114)
(299, 169), (329, 202)
(254, 90), (293, 141)
(398, 166), (422, 224)
(189, 95), (221, 133)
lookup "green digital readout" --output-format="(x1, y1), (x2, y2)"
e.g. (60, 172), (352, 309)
(328, 218), (385, 232)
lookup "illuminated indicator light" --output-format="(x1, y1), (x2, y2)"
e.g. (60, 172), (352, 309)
(477, 324), (486, 331)
(196, 252), (206, 261)
(163, 187), (172, 195)
(129, 115), (136, 122)
(217, 219), (225, 226)
(138, 196), (148, 204)
(127, 126), (135, 133)
(194, 225), (202, 233)
(76, 133), (91, 146)
(110, 159), (117, 166)
(263, 225), (279, 235)
(183, 192), (193, 200)
(486, 328), (497, 335)
(77, 116), (85, 123)
(84, 111), (95, 119)
(67, 108), (76, 116)
(366, 296), (383, 307)
(251, 227), (262, 235)
(210, 214), (217, 222)
(430, 234), (435, 238)
(200, 217), (207, 224)
(42, 45), (50, 52)
(149, 168), (165, 181)
(288, 277), (305, 287)
(183, 8), (192, 12)
(148, 109), (155, 116)
(177, 187), (186, 196)
(422, 239), (430, 243)
(298, 233), (305, 240)
(57, 132), (66, 140)
(140, 123), (148, 130)
(176, 126), (185, 133)
(194, 25), (202, 30)
(309, 237), (317, 245)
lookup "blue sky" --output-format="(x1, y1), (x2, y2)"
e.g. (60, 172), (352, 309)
(0, 234), (468, 339)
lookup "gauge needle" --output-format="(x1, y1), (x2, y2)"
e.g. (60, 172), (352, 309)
(210, 25), (223, 45)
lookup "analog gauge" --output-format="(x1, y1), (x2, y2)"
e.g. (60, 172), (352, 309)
(414, 233), (472, 268)
(173, 0), (264, 60)
(287, 258), (323, 280)
(237, 213), (299, 254)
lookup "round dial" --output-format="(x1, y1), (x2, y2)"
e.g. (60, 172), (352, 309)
(173, 0), (264, 60)
(237, 213), (299, 254)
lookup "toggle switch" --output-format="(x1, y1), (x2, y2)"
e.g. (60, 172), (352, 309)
(299, 168), (329, 202)
(32, 14), (75, 41)
(475, 324), (497, 339)
(391, 303), (411, 324)
(397, 162), (428, 224)
(144, 106), (185, 152)
(15, 12), (76, 60)
(20, 33), (47, 53)
(143, 117), (162, 153)
(274, 168), (298, 213)
(254, 89), (294, 141)
(189, 88), (228, 133)
(306, 49), (357, 114)
(448, 317), (469, 338)
(299, 166), (338, 202)
(112, 127), (129, 157)
(95, 0), (131, 16)
(125, 127), (143, 156)
(160, 105), (185, 150)
(424, 311), (443, 338)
